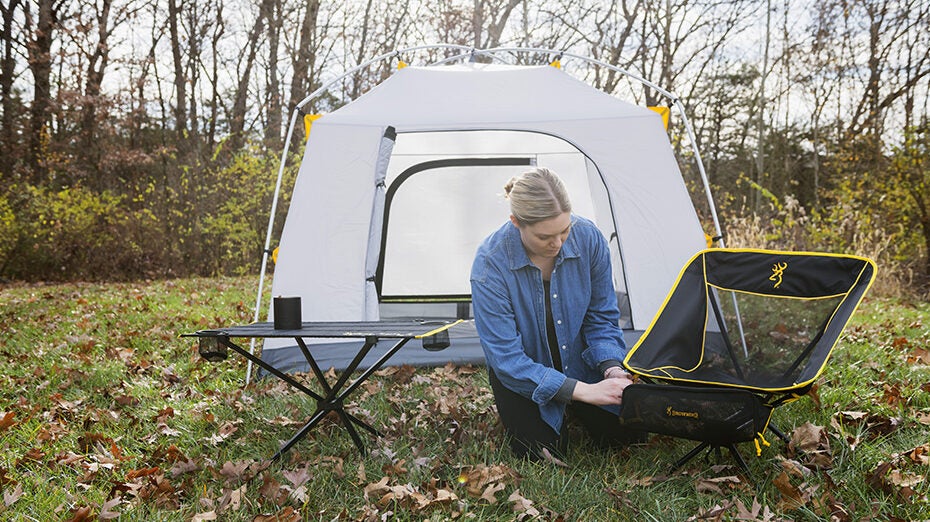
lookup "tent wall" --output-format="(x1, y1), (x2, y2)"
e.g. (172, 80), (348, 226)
(262, 63), (706, 372)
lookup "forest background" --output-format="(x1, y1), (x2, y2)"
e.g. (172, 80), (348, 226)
(1, 0), (929, 296)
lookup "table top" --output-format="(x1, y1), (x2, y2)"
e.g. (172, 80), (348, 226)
(184, 319), (470, 339)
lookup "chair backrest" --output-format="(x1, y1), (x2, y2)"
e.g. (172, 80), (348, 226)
(623, 249), (876, 393)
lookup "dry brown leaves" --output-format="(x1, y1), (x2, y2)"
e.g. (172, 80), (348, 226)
(865, 443), (929, 504)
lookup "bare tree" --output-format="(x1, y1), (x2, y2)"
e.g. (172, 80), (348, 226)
(79, 0), (142, 171)
(263, 0), (282, 147)
(167, 0), (187, 140)
(286, 0), (320, 147)
(229, 0), (271, 149)
(205, 3), (226, 149)
(472, 0), (523, 49)
(0, 0), (22, 177)
(845, 0), (930, 139)
(24, 0), (63, 180)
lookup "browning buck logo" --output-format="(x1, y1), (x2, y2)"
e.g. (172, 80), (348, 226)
(770, 261), (787, 288)
(666, 406), (699, 419)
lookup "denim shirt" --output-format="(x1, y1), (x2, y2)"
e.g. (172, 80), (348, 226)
(470, 215), (627, 433)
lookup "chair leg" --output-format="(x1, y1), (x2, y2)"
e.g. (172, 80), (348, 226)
(671, 441), (753, 475)
(671, 441), (710, 472)
(767, 423), (791, 444)
(726, 444), (751, 475)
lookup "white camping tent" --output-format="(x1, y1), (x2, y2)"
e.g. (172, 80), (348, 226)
(254, 46), (721, 377)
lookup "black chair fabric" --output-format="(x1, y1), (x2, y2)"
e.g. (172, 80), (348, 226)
(619, 248), (876, 470)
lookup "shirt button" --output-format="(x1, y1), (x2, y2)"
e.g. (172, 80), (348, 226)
(557, 320), (562, 325)
(561, 345), (567, 350)
(552, 293), (558, 298)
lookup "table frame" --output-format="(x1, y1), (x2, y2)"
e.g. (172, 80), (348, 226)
(185, 320), (460, 460)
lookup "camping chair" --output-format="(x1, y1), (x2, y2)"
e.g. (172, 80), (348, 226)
(618, 248), (876, 472)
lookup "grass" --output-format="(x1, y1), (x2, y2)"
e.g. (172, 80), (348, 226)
(0, 275), (928, 521)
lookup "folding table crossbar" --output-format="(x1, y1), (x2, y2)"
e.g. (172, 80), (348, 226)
(184, 320), (463, 459)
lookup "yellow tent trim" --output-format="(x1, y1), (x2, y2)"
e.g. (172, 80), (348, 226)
(303, 113), (322, 141)
(549, 59), (561, 69)
(648, 106), (670, 129)
(397, 60), (408, 69)
(272, 246), (279, 264)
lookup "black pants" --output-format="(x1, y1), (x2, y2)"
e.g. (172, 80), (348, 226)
(488, 368), (643, 460)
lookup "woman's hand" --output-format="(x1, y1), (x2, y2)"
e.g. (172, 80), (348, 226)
(572, 376), (633, 406)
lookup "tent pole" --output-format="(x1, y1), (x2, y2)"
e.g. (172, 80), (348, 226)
(672, 99), (747, 356)
(247, 107), (303, 385)
(293, 44), (473, 112)
(250, 43), (474, 385)
(257, 44), (742, 376)
(432, 46), (724, 243)
(251, 44), (474, 385)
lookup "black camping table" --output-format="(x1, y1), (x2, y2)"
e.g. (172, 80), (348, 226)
(183, 320), (464, 459)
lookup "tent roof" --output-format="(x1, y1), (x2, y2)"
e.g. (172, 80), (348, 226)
(323, 63), (657, 129)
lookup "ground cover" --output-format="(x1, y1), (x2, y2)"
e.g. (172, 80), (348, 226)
(0, 275), (927, 521)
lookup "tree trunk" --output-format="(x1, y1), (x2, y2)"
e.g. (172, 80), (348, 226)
(207, 5), (225, 150)
(26, 0), (56, 181)
(81, 0), (113, 176)
(0, 0), (21, 178)
(264, 0), (282, 148)
(287, 0), (320, 148)
(168, 0), (187, 141)
(229, 0), (268, 150)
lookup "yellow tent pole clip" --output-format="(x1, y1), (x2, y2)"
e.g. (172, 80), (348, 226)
(648, 106), (670, 130)
(705, 233), (724, 248)
(272, 246), (279, 264)
(303, 113), (322, 141)
(549, 52), (563, 69)
(397, 60), (408, 69)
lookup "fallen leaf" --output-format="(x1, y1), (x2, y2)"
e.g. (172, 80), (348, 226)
(0, 411), (15, 431)
(904, 444), (930, 465)
(282, 467), (311, 488)
(98, 497), (121, 520)
(364, 476), (390, 500)
(66, 506), (94, 522)
(253, 507), (301, 522)
(456, 463), (521, 497)
(540, 447), (569, 468)
(772, 471), (811, 511)
(3, 483), (23, 506)
(507, 489), (540, 518)
(789, 422), (832, 468)
(259, 472), (288, 506)
(778, 457), (812, 478)
(695, 475), (741, 495)
(218, 460), (252, 484)
(480, 482), (506, 504)
(906, 347), (930, 365)
(216, 484), (246, 513)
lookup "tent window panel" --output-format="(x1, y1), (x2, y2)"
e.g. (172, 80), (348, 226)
(378, 159), (533, 301)
(378, 130), (630, 329)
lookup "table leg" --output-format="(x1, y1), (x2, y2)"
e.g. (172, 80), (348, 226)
(272, 406), (330, 461)
(218, 337), (323, 401)
(291, 336), (412, 456)
(218, 334), (416, 458)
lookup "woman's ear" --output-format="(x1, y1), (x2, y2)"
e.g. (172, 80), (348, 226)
(509, 215), (521, 228)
